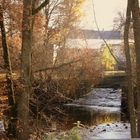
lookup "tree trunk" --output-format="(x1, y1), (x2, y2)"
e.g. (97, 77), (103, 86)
(131, 0), (140, 137)
(124, 0), (137, 137)
(0, 5), (17, 137)
(18, 0), (32, 139)
(18, 0), (50, 139)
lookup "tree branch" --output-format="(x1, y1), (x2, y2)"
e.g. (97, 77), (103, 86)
(33, 59), (81, 73)
(33, 0), (49, 15)
(92, 0), (125, 69)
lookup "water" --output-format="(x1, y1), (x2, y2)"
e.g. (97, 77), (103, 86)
(65, 88), (122, 126)
(64, 88), (131, 139)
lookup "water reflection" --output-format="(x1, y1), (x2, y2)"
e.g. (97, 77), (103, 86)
(66, 105), (120, 126)
(65, 88), (121, 126)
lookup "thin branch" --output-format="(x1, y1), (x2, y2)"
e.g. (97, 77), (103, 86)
(33, 0), (50, 15)
(91, 0), (124, 68)
(48, 0), (60, 23)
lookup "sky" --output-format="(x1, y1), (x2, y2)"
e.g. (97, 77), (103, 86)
(80, 0), (127, 30)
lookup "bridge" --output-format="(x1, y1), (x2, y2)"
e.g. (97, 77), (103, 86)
(96, 70), (130, 120)
(97, 71), (127, 89)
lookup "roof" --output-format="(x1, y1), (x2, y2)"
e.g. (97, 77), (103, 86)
(68, 29), (121, 40)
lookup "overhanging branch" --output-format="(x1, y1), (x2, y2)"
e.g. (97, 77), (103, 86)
(91, 0), (125, 69)
(33, 0), (49, 15)
(33, 59), (81, 73)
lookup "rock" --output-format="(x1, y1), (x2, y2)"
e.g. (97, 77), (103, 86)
(90, 129), (93, 132)
(123, 123), (126, 126)
(110, 91), (116, 94)
(0, 121), (5, 132)
(125, 126), (128, 129)
(102, 129), (106, 132)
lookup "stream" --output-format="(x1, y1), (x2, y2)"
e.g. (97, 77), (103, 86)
(65, 88), (131, 139)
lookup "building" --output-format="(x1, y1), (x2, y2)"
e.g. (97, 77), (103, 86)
(67, 28), (124, 71)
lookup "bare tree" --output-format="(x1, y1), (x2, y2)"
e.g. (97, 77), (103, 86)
(0, 4), (17, 137)
(124, 0), (136, 137)
(19, 0), (50, 139)
(131, 0), (140, 137)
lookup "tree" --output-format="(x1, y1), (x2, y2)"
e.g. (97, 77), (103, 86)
(124, 0), (136, 137)
(0, 4), (17, 137)
(18, 0), (32, 139)
(31, 0), (85, 78)
(19, 0), (50, 139)
(131, 0), (140, 137)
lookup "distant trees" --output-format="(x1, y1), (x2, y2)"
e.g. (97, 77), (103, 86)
(0, 1), (22, 71)
(53, 47), (102, 97)
(32, 0), (84, 73)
